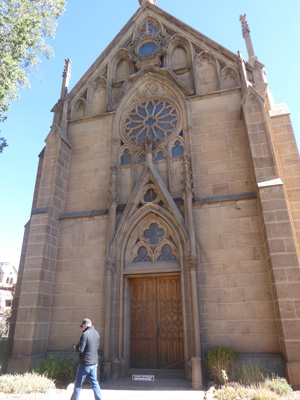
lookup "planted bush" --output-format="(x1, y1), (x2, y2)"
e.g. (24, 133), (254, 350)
(238, 361), (266, 386)
(0, 372), (55, 394)
(0, 339), (10, 375)
(265, 376), (293, 397)
(33, 354), (78, 385)
(204, 345), (238, 385)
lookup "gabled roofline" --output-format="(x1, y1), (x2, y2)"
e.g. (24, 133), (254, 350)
(66, 3), (241, 102)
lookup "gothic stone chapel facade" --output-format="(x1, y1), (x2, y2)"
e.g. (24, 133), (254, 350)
(8, 0), (300, 388)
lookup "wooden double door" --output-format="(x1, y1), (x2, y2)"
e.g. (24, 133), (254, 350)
(130, 276), (184, 369)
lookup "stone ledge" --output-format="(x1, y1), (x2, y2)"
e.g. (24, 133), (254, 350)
(59, 209), (108, 220)
(31, 207), (52, 215)
(195, 192), (257, 205)
(269, 103), (290, 118)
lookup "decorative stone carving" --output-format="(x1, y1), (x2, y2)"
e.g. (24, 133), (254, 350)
(128, 19), (167, 69)
(139, 0), (158, 5)
(105, 259), (115, 276)
(134, 81), (174, 102)
(129, 220), (178, 263)
(221, 67), (239, 90)
(188, 257), (198, 271)
(195, 53), (219, 94)
(240, 14), (250, 38)
(72, 99), (86, 119)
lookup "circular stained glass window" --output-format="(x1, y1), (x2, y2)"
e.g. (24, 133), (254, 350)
(139, 42), (157, 56)
(123, 99), (179, 147)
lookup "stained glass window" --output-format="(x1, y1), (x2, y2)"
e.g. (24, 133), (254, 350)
(130, 222), (178, 264)
(158, 244), (177, 261)
(153, 150), (166, 162)
(171, 140), (184, 158)
(138, 21), (160, 38)
(139, 42), (157, 56)
(124, 99), (179, 147)
(136, 153), (146, 164)
(143, 223), (165, 245)
(120, 148), (132, 165)
(144, 188), (157, 202)
(133, 246), (151, 263)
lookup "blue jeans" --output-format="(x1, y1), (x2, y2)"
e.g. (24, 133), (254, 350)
(72, 363), (102, 400)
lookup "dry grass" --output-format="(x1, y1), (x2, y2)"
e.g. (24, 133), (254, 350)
(0, 373), (55, 394)
(213, 377), (295, 400)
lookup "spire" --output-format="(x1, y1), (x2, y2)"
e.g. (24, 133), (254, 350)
(139, 0), (157, 5)
(60, 58), (72, 99)
(239, 14), (257, 64)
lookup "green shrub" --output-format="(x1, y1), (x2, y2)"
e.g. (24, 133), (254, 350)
(33, 354), (78, 385)
(264, 376), (293, 397)
(0, 372), (55, 394)
(0, 338), (10, 375)
(238, 361), (267, 386)
(204, 345), (238, 385)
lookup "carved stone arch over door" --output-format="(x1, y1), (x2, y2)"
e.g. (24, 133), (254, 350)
(120, 211), (187, 373)
(106, 200), (195, 377)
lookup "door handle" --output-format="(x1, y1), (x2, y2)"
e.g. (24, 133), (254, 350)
(157, 325), (160, 335)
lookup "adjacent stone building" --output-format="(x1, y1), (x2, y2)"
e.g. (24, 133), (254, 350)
(8, 0), (300, 388)
(0, 262), (17, 310)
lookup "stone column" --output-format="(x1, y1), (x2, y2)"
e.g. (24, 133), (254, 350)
(189, 258), (201, 358)
(242, 86), (300, 388)
(8, 128), (71, 373)
(103, 165), (118, 378)
(103, 260), (115, 379)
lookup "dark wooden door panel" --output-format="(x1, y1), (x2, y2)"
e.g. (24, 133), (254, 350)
(130, 277), (184, 369)
(157, 277), (184, 369)
(130, 278), (157, 368)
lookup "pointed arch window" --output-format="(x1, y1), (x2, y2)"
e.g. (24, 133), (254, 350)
(158, 244), (177, 261)
(171, 140), (184, 158)
(138, 20), (160, 38)
(153, 149), (167, 162)
(133, 246), (151, 263)
(120, 148), (132, 166)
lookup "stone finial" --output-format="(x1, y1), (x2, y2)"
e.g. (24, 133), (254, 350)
(63, 58), (72, 78)
(139, 0), (157, 5)
(240, 14), (250, 38)
(239, 14), (257, 64)
(60, 58), (72, 99)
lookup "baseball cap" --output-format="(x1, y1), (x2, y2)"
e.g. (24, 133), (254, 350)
(80, 318), (92, 327)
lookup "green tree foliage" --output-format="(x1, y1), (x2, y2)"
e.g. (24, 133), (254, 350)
(0, 0), (66, 152)
(0, 137), (8, 153)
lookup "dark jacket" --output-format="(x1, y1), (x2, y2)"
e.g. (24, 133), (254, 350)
(76, 325), (100, 365)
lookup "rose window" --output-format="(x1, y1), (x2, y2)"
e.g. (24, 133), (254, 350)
(123, 99), (179, 147)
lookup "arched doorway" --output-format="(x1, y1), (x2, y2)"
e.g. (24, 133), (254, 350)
(130, 275), (184, 369)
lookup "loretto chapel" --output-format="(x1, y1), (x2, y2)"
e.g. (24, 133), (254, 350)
(7, 0), (300, 389)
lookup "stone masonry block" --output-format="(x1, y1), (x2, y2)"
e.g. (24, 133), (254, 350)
(257, 335), (280, 352)
(221, 288), (245, 302)
(271, 253), (299, 269)
(249, 320), (278, 334)
(253, 302), (276, 319)
(282, 320), (300, 341)
(217, 303), (254, 320)
(232, 335), (258, 352)
(227, 320), (249, 334)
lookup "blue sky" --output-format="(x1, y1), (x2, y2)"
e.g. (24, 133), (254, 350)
(1, 0), (300, 268)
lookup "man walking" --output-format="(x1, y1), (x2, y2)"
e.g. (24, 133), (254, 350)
(72, 318), (102, 400)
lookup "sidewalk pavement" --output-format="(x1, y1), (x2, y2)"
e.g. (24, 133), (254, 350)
(64, 378), (206, 400)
